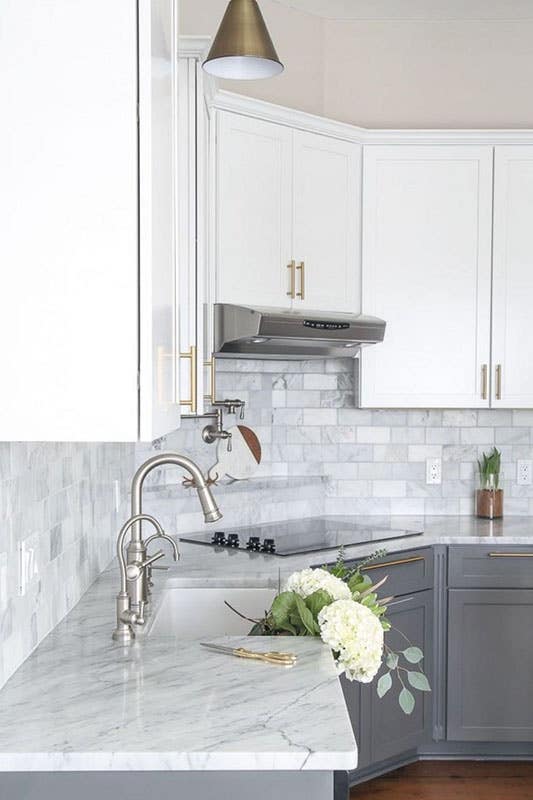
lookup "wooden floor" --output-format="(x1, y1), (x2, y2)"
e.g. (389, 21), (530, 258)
(350, 761), (533, 800)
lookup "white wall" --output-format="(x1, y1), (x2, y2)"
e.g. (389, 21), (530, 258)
(323, 19), (533, 128)
(182, 1), (533, 128)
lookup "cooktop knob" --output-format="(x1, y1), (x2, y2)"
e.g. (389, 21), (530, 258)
(246, 536), (261, 551)
(227, 533), (240, 548)
(262, 538), (276, 554)
(212, 531), (226, 546)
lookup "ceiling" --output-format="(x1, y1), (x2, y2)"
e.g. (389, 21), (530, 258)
(272, 0), (533, 20)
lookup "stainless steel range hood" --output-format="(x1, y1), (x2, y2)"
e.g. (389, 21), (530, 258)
(214, 304), (386, 359)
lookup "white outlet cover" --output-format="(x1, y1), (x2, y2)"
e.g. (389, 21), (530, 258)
(517, 459), (532, 486)
(426, 457), (442, 485)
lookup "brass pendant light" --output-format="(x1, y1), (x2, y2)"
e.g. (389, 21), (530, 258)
(203, 0), (284, 80)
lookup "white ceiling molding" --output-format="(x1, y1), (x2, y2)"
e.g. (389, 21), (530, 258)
(271, 0), (533, 21)
(209, 88), (533, 145)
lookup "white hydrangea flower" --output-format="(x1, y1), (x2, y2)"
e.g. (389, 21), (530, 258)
(286, 568), (351, 602)
(318, 599), (384, 683)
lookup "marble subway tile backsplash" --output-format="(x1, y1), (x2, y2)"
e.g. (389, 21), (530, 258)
(143, 358), (533, 528)
(0, 442), (135, 688)
(3, 359), (533, 688)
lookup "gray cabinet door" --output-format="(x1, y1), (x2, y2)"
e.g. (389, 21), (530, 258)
(447, 588), (533, 741)
(342, 590), (433, 772)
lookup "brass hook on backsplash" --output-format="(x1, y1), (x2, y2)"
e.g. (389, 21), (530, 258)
(182, 474), (219, 489)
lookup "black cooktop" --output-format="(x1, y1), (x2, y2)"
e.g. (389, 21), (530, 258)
(179, 516), (423, 557)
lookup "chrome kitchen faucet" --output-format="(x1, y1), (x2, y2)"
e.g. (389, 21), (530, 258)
(112, 453), (222, 643)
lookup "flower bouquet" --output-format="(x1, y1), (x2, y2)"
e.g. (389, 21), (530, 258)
(228, 550), (430, 714)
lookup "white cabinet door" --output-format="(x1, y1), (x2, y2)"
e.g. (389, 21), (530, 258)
(292, 131), (360, 313)
(0, 0), (139, 442)
(138, 0), (181, 440)
(492, 147), (533, 408)
(360, 145), (493, 409)
(215, 112), (293, 308)
(0, 0), (181, 442)
(176, 55), (206, 417)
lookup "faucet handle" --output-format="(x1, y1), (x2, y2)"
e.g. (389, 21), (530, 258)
(141, 550), (165, 569)
(126, 550), (165, 582)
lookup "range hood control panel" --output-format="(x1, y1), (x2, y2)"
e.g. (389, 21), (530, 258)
(303, 320), (350, 330)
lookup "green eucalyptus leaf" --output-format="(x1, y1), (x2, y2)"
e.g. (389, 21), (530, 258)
(348, 573), (372, 593)
(289, 611), (307, 634)
(386, 651), (399, 670)
(294, 594), (320, 636)
(248, 622), (265, 636)
(361, 593), (378, 608)
(407, 671), (431, 692)
(399, 687), (415, 715)
(305, 589), (332, 620)
(270, 591), (297, 627)
(403, 646), (424, 664)
(377, 672), (392, 698)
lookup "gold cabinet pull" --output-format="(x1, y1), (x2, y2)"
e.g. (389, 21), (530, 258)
(296, 261), (305, 300)
(495, 364), (502, 400)
(179, 345), (197, 413)
(287, 260), (296, 299)
(204, 355), (217, 404)
(481, 364), (488, 400)
(362, 555), (425, 571)
(488, 552), (533, 558)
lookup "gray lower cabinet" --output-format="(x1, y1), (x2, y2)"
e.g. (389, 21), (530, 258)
(447, 588), (533, 742)
(341, 589), (433, 774)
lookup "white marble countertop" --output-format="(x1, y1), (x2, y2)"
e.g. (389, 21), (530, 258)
(1, 513), (533, 774)
(0, 566), (357, 773)
(169, 514), (533, 588)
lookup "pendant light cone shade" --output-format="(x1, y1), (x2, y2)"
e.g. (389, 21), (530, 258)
(203, 0), (284, 80)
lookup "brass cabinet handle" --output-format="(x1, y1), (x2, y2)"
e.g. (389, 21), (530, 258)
(287, 260), (296, 299)
(488, 552), (533, 558)
(362, 555), (425, 571)
(204, 355), (217, 404)
(481, 364), (488, 400)
(296, 261), (305, 300)
(179, 345), (197, 413)
(495, 364), (502, 400)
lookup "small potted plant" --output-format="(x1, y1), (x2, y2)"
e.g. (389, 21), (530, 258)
(476, 447), (503, 518)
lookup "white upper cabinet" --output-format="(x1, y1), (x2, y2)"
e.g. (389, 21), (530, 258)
(0, 0), (181, 441)
(138, 0), (181, 441)
(360, 145), (493, 408)
(215, 112), (293, 308)
(492, 146), (533, 408)
(292, 131), (360, 313)
(214, 110), (361, 313)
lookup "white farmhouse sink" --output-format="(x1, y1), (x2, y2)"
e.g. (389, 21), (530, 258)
(148, 587), (277, 638)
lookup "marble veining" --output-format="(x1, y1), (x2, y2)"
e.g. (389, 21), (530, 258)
(1, 513), (532, 773)
(0, 567), (356, 772)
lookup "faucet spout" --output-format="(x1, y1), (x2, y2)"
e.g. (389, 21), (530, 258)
(125, 452), (222, 617)
(131, 452), (222, 542)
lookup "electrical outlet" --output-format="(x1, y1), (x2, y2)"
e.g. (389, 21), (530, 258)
(517, 460), (532, 486)
(426, 457), (442, 485)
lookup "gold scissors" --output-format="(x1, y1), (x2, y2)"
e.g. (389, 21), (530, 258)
(200, 642), (297, 666)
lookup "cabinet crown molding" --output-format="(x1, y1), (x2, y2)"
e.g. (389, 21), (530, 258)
(208, 86), (533, 145)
